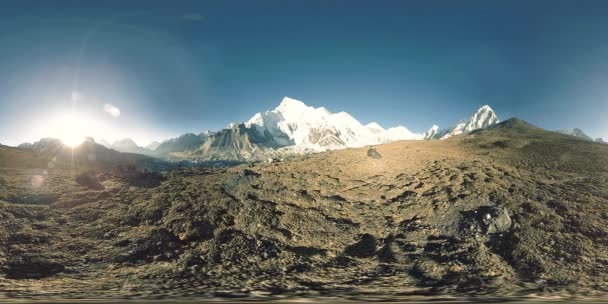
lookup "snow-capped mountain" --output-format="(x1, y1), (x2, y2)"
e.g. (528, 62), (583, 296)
(154, 97), (501, 161)
(430, 105), (499, 140)
(245, 97), (422, 151)
(423, 125), (439, 140)
(364, 122), (386, 135)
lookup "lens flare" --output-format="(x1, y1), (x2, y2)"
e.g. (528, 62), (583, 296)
(103, 104), (121, 117)
(31, 175), (44, 188)
(46, 111), (91, 147)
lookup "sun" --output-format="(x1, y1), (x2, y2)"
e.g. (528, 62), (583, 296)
(61, 132), (86, 148)
(47, 111), (91, 148)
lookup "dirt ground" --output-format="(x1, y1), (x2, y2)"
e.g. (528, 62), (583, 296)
(1, 119), (607, 302)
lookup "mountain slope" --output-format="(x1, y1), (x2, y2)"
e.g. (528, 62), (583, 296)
(171, 123), (281, 161)
(154, 132), (212, 156)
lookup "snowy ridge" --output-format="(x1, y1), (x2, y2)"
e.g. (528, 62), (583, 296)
(246, 97), (423, 151)
(432, 105), (499, 140)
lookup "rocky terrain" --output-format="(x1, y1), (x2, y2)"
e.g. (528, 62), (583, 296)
(1, 119), (607, 302)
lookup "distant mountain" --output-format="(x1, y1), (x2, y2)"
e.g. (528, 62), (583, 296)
(154, 132), (213, 156)
(156, 96), (424, 161)
(22, 137), (156, 169)
(423, 125), (439, 140)
(595, 138), (606, 144)
(98, 139), (112, 148)
(429, 105), (499, 140)
(153, 97), (505, 161)
(17, 142), (33, 149)
(173, 124), (282, 161)
(556, 128), (593, 141)
(145, 141), (161, 150)
(110, 138), (155, 156)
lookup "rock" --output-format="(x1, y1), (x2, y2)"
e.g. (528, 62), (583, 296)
(367, 147), (382, 159)
(412, 259), (447, 282)
(242, 169), (260, 178)
(460, 206), (512, 236)
(484, 207), (512, 234)
(343, 233), (377, 258)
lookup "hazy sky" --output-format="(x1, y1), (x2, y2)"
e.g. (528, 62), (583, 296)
(1, 0), (608, 146)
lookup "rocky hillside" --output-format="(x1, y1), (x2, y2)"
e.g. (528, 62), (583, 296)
(1, 118), (607, 301)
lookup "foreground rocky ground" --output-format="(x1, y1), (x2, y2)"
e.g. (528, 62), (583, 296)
(1, 119), (607, 302)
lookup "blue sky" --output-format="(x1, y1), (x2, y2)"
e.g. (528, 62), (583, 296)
(1, 0), (608, 146)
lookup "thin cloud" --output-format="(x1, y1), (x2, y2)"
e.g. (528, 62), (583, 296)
(103, 104), (121, 118)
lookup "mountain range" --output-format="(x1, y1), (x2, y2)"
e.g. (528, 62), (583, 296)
(18, 137), (155, 169)
(17, 96), (606, 163)
(138, 97), (502, 161)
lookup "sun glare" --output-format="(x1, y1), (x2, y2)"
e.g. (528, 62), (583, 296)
(47, 112), (91, 148)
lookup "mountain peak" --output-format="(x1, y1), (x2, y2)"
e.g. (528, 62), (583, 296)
(365, 122), (384, 130)
(98, 139), (112, 148)
(113, 138), (138, 146)
(424, 125), (440, 139)
(465, 104), (499, 130)
(276, 96), (307, 112)
(432, 104), (500, 140)
(243, 96), (426, 151)
(477, 105), (494, 112)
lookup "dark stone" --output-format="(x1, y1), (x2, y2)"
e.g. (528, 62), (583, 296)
(367, 147), (382, 159)
(343, 233), (377, 258)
